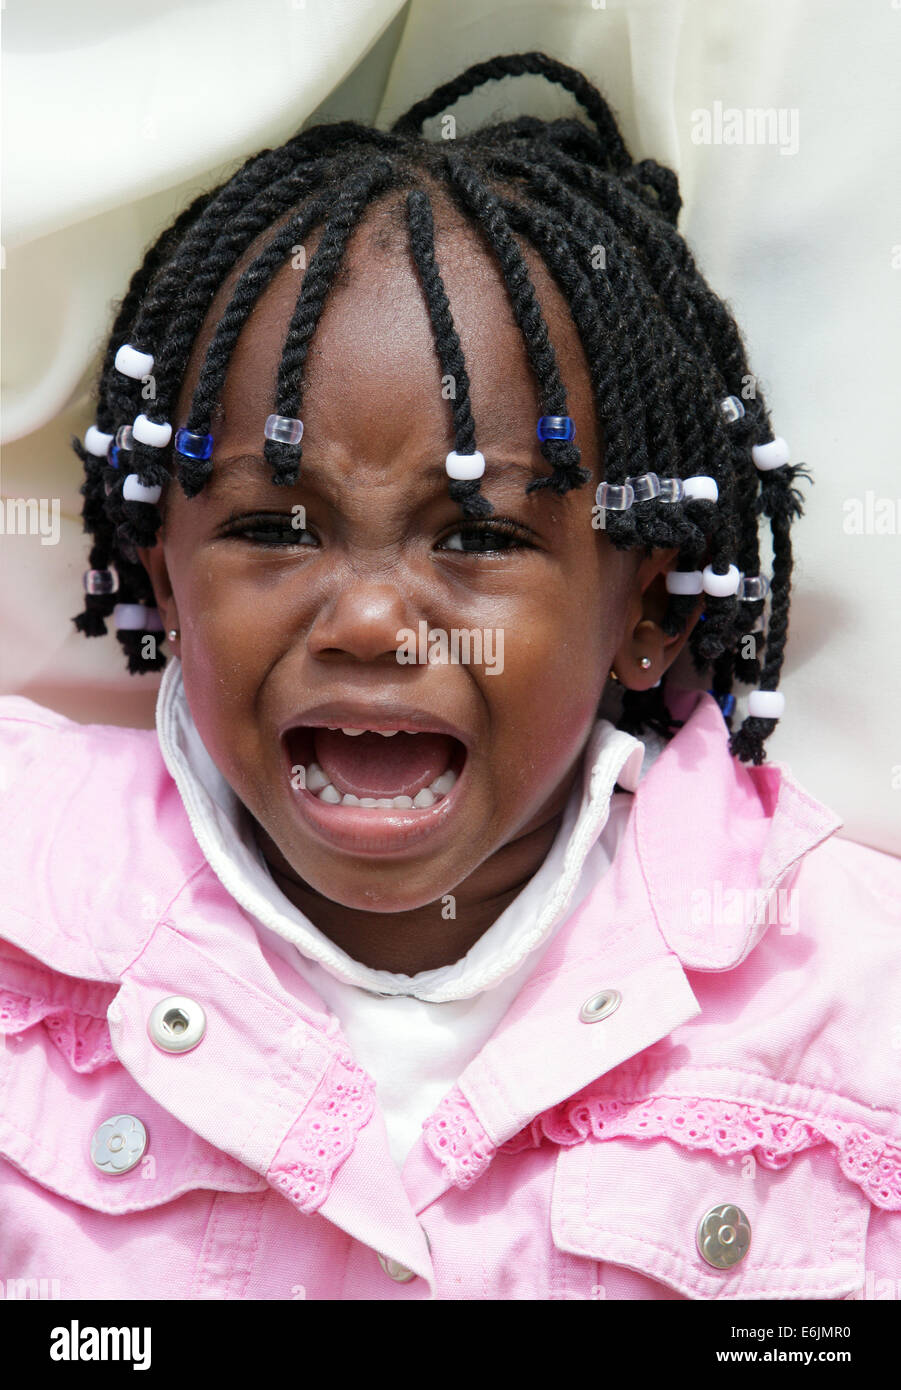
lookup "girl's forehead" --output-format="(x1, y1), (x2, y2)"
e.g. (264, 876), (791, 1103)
(175, 199), (595, 458)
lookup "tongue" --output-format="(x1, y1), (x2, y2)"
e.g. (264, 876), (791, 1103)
(312, 728), (455, 798)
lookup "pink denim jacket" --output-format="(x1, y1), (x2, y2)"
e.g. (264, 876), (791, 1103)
(1, 689), (899, 1301)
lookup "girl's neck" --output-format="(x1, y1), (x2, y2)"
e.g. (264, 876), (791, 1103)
(253, 764), (579, 976)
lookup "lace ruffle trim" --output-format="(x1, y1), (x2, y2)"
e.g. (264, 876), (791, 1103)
(423, 1087), (901, 1209)
(267, 1051), (376, 1214)
(0, 986), (116, 1074)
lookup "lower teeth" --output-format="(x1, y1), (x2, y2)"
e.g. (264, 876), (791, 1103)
(299, 762), (457, 809)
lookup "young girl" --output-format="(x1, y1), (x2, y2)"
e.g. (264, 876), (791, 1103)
(1, 52), (898, 1301)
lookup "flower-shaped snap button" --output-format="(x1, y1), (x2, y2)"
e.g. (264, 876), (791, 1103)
(377, 1252), (417, 1283)
(90, 1114), (148, 1175)
(696, 1203), (752, 1269)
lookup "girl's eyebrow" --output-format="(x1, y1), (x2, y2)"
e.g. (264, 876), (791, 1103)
(202, 454), (548, 497)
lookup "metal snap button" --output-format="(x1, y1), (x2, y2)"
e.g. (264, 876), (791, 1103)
(90, 1114), (148, 1175)
(696, 1203), (752, 1269)
(376, 1252), (417, 1283)
(147, 995), (206, 1053)
(579, 988), (622, 1024)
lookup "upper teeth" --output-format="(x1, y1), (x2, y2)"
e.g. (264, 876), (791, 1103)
(326, 727), (398, 736)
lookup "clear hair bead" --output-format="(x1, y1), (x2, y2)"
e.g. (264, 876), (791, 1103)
(595, 481), (634, 510)
(657, 477), (684, 503)
(627, 472), (661, 501)
(115, 425), (134, 450)
(738, 574), (769, 601)
(720, 395), (746, 424)
(83, 568), (119, 596)
(264, 414), (304, 445)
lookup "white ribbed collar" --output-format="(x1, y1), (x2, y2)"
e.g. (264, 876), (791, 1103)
(155, 658), (661, 1003)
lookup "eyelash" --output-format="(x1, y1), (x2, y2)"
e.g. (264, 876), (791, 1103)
(220, 514), (533, 554)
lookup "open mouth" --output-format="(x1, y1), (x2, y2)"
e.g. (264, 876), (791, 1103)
(283, 725), (468, 810)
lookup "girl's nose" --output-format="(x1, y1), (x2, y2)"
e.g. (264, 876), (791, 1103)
(306, 582), (420, 665)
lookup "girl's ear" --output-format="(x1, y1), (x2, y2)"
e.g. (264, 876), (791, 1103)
(137, 539), (178, 637)
(610, 549), (704, 690)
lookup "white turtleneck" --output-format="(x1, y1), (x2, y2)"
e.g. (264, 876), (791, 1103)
(155, 658), (663, 1168)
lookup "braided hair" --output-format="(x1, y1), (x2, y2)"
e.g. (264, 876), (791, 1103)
(71, 51), (812, 765)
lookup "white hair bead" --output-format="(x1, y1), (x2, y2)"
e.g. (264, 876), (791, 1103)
(751, 437), (790, 471)
(113, 604), (163, 631)
(665, 569), (704, 595)
(682, 475), (719, 503)
(114, 344), (155, 379)
(748, 690), (785, 720)
(85, 426), (114, 457)
(133, 414), (172, 449)
(445, 450), (485, 480)
(123, 474), (162, 504)
(702, 563), (741, 597)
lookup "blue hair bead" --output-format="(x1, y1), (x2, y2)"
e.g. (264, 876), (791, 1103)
(536, 415), (575, 442)
(708, 690), (736, 719)
(107, 442), (121, 468)
(175, 428), (214, 461)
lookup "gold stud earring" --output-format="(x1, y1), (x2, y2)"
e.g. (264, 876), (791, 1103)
(609, 668), (620, 682)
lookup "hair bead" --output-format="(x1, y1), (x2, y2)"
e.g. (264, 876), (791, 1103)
(682, 475), (719, 503)
(738, 574), (769, 601)
(133, 414), (173, 449)
(709, 690), (736, 717)
(174, 428), (214, 460)
(113, 604), (163, 631)
(83, 568), (119, 596)
(657, 477), (684, 503)
(445, 450), (486, 480)
(114, 344), (154, 379)
(720, 395), (746, 424)
(627, 471), (661, 501)
(748, 690), (785, 720)
(85, 426), (114, 457)
(702, 563), (741, 597)
(665, 569), (704, 595)
(751, 437), (790, 471)
(115, 425), (134, 450)
(122, 474), (162, 505)
(595, 481), (634, 510)
(536, 415), (575, 442)
(264, 414), (304, 445)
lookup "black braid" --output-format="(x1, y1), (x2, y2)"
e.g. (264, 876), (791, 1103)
(70, 52), (809, 763)
(405, 188), (492, 520)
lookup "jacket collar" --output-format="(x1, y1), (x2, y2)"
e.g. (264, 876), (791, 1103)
(155, 656), (656, 1002)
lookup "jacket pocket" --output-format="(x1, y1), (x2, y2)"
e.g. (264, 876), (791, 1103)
(0, 961), (267, 1216)
(550, 1134), (870, 1299)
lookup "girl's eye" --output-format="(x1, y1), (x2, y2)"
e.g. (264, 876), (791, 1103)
(221, 516), (316, 548)
(438, 520), (533, 554)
